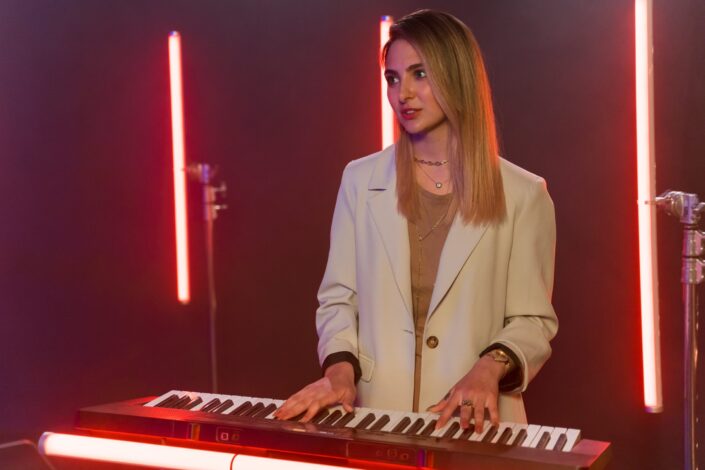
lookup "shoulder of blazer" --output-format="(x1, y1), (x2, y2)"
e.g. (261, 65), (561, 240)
(499, 157), (550, 207)
(341, 145), (396, 191)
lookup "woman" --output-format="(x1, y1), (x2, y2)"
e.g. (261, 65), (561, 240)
(274, 9), (557, 433)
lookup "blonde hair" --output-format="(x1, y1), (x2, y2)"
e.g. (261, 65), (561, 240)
(383, 10), (506, 225)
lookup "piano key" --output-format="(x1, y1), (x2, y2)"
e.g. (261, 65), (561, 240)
(354, 413), (377, 430)
(310, 408), (330, 424)
(509, 427), (527, 446)
(153, 394), (180, 408)
(563, 428), (582, 452)
(481, 425), (499, 443)
(546, 427), (568, 450)
(405, 417), (426, 435)
(321, 410), (343, 426)
(200, 398), (222, 413)
(553, 432), (568, 451)
(529, 426), (554, 449)
(391, 416), (411, 433)
(420, 418), (437, 436)
(493, 423), (516, 445)
(369, 414), (390, 431)
(519, 424), (542, 448)
(438, 421), (461, 439)
(211, 399), (234, 414)
(468, 422), (493, 442)
(183, 396), (203, 410)
(242, 402), (265, 417)
(333, 411), (356, 427)
(252, 403), (277, 419)
(169, 395), (193, 409)
(229, 401), (253, 416)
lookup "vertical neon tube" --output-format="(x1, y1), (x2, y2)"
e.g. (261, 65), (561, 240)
(380, 16), (394, 149)
(169, 31), (190, 305)
(635, 0), (662, 412)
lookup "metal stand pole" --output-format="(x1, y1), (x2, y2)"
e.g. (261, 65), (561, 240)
(188, 163), (227, 393)
(656, 191), (705, 470)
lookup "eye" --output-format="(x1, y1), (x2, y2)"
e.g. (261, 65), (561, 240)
(414, 69), (427, 79)
(385, 74), (399, 86)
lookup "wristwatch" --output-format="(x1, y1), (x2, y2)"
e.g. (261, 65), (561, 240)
(483, 348), (512, 372)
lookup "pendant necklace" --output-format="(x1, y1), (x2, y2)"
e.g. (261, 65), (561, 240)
(416, 161), (450, 190)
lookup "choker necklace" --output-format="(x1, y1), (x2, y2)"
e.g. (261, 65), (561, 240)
(414, 157), (448, 166)
(416, 161), (450, 190)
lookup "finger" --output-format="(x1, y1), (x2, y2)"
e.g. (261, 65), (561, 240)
(341, 398), (355, 413)
(473, 403), (485, 434)
(427, 398), (448, 414)
(486, 395), (500, 429)
(300, 402), (321, 423)
(436, 395), (459, 430)
(459, 402), (473, 430)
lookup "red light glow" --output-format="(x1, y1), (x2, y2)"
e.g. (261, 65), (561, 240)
(635, 0), (662, 412)
(169, 31), (191, 305)
(38, 433), (362, 470)
(380, 16), (394, 149)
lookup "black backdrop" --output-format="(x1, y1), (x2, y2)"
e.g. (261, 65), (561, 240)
(1, 1), (704, 468)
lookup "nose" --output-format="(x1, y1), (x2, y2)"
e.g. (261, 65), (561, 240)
(399, 77), (415, 103)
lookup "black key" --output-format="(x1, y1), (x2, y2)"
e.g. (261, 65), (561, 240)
(153, 394), (179, 408)
(554, 433), (568, 451)
(170, 395), (192, 409)
(354, 413), (376, 430)
(405, 418), (425, 435)
(334, 412), (356, 427)
(442, 422), (461, 439)
(252, 403), (277, 419)
(536, 431), (551, 450)
(512, 429), (528, 446)
(459, 427), (475, 440)
(183, 397), (203, 410)
(420, 420), (437, 436)
(482, 426), (498, 443)
(321, 410), (343, 426)
(497, 427), (514, 445)
(229, 401), (253, 416)
(369, 415), (390, 431)
(242, 402), (265, 417)
(391, 417), (411, 433)
(212, 399), (234, 413)
(311, 409), (330, 424)
(200, 398), (222, 412)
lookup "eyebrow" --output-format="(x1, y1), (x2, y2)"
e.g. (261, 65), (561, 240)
(384, 63), (425, 74)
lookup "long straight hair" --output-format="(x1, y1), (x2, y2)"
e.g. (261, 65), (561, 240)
(383, 10), (506, 225)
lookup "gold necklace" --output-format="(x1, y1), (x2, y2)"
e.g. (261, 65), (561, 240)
(416, 161), (450, 190)
(414, 194), (453, 241)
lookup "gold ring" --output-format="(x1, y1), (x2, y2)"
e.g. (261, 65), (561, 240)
(460, 399), (473, 407)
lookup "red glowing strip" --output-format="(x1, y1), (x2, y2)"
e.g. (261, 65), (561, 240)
(380, 16), (394, 148)
(169, 31), (190, 305)
(38, 433), (362, 470)
(635, 0), (662, 412)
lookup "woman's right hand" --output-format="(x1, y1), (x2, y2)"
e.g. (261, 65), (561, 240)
(273, 361), (357, 422)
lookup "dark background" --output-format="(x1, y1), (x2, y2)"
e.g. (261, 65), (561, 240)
(1, 1), (704, 468)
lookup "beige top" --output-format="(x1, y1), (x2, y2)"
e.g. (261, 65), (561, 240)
(407, 188), (455, 411)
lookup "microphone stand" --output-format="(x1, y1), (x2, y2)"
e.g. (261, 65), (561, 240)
(188, 163), (227, 393)
(655, 191), (705, 470)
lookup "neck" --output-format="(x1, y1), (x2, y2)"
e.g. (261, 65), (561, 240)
(409, 122), (450, 162)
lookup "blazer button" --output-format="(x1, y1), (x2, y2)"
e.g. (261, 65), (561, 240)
(426, 336), (439, 349)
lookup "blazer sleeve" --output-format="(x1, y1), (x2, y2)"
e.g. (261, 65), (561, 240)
(316, 165), (360, 365)
(491, 176), (558, 393)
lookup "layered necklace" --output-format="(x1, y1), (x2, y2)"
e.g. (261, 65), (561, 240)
(414, 157), (449, 190)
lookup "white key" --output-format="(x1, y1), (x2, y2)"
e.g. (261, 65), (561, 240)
(528, 426), (554, 449)
(563, 428), (582, 452)
(505, 424), (526, 445)
(144, 390), (184, 407)
(429, 416), (458, 438)
(468, 421), (493, 442)
(546, 427), (568, 450)
(379, 411), (404, 432)
(343, 408), (376, 429)
(213, 395), (250, 414)
(520, 424), (542, 447)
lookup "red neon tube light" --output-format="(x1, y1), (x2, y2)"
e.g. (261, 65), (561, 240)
(39, 433), (361, 470)
(635, 0), (662, 412)
(169, 31), (191, 304)
(380, 16), (394, 149)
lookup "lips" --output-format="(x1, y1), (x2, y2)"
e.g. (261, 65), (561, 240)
(400, 108), (420, 120)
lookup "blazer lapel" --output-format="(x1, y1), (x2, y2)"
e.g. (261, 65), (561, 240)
(367, 149), (413, 317)
(428, 217), (488, 318)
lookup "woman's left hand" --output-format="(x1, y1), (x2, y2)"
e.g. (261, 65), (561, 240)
(428, 355), (506, 433)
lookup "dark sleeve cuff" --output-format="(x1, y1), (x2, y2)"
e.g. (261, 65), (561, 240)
(480, 344), (523, 392)
(321, 351), (362, 384)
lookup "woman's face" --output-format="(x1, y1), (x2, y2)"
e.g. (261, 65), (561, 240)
(384, 39), (447, 138)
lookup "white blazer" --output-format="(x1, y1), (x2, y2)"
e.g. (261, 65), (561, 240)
(316, 146), (557, 423)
